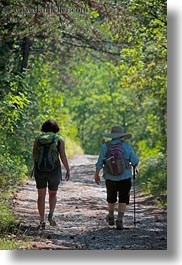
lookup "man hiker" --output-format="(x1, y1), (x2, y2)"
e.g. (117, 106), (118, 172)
(32, 119), (70, 229)
(95, 126), (139, 230)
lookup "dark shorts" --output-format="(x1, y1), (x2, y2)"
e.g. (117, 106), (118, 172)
(105, 178), (132, 204)
(34, 161), (62, 191)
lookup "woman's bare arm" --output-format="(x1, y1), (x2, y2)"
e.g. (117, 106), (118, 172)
(59, 140), (70, 180)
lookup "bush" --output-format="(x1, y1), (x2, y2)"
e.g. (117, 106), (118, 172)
(0, 201), (15, 229)
(0, 201), (17, 249)
(0, 152), (28, 186)
(64, 136), (83, 158)
(138, 153), (167, 196)
(0, 238), (17, 250)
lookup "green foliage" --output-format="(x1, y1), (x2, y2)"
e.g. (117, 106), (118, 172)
(59, 0), (167, 200)
(0, 199), (15, 229)
(0, 153), (28, 186)
(0, 188), (18, 250)
(64, 136), (83, 158)
(0, 238), (17, 250)
(0, 2), (167, 248)
(138, 153), (167, 196)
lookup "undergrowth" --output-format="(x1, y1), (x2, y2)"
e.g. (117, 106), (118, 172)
(0, 181), (26, 249)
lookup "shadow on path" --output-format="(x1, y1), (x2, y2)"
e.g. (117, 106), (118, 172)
(13, 154), (167, 250)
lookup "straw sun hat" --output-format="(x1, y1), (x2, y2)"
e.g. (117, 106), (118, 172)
(102, 126), (132, 139)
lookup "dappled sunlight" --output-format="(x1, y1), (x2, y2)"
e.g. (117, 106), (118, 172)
(12, 155), (167, 250)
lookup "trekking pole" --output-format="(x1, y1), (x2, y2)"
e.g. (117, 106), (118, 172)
(133, 166), (136, 227)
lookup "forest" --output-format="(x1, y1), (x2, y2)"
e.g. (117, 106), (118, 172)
(0, 0), (166, 243)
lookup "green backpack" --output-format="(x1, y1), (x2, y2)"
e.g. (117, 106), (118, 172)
(35, 133), (60, 172)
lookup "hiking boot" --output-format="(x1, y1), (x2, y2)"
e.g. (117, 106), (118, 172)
(48, 214), (57, 226)
(106, 214), (114, 225)
(39, 221), (46, 229)
(116, 219), (123, 230)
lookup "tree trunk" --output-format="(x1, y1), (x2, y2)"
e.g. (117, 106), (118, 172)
(21, 36), (32, 72)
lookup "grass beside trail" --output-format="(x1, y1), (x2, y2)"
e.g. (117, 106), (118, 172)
(0, 187), (19, 249)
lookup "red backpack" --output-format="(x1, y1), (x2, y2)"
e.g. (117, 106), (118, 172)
(104, 142), (127, 176)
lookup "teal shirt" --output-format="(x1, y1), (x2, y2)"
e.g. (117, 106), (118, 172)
(95, 138), (139, 181)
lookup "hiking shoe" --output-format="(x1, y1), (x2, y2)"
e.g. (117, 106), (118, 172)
(48, 214), (57, 226)
(116, 219), (123, 230)
(39, 221), (46, 229)
(106, 214), (115, 225)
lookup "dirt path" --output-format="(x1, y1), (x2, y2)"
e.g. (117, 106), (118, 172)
(12, 155), (167, 250)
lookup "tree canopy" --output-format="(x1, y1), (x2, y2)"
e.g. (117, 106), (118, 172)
(0, 0), (167, 197)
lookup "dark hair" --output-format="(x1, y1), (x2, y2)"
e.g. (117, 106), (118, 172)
(41, 119), (60, 133)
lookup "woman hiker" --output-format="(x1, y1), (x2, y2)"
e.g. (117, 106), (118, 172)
(32, 119), (70, 229)
(95, 126), (139, 230)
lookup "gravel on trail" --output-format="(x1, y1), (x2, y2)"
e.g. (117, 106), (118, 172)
(12, 155), (167, 250)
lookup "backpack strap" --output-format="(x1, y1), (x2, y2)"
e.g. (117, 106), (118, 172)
(106, 141), (123, 149)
